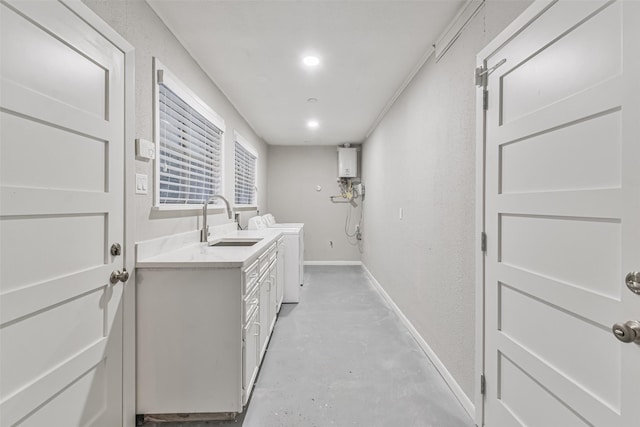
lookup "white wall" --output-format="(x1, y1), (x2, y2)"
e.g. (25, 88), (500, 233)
(83, 0), (268, 242)
(85, 0), (530, 404)
(267, 145), (362, 262)
(361, 0), (532, 401)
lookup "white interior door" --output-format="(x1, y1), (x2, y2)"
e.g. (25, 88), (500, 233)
(482, 0), (640, 426)
(0, 0), (127, 425)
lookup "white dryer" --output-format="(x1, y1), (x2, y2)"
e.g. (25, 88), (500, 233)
(248, 215), (304, 303)
(262, 214), (304, 286)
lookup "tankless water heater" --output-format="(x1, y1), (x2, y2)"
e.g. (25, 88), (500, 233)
(338, 147), (357, 177)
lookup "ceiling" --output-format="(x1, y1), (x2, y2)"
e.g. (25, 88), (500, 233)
(147, 0), (465, 146)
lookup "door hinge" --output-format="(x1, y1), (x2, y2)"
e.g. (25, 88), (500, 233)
(480, 374), (486, 395)
(481, 232), (487, 253)
(475, 58), (507, 87)
(483, 90), (489, 110)
(475, 66), (486, 87)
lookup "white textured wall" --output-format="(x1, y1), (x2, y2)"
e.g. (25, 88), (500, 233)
(361, 0), (532, 401)
(83, 0), (268, 241)
(267, 146), (362, 262)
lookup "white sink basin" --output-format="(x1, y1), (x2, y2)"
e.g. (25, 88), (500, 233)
(209, 238), (262, 247)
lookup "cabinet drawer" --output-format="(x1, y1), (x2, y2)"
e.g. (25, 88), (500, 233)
(259, 243), (277, 272)
(244, 284), (259, 324)
(268, 245), (278, 264)
(243, 259), (260, 294)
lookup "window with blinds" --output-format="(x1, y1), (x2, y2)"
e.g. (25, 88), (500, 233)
(234, 139), (257, 205)
(157, 78), (223, 206)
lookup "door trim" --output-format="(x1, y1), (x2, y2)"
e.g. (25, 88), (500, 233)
(473, 53), (486, 427)
(474, 1), (560, 426)
(59, 2), (136, 425)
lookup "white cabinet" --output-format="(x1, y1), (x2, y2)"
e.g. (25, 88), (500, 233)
(137, 268), (243, 414)
(136, 240), (280, 417)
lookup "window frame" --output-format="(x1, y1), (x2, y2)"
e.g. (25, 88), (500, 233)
(153, 58), (226, 210)
(233, 130), (258, 208)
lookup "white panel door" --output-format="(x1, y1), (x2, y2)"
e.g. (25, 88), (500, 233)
(482, 1), (640, 426)
(0, 0), (126, 425)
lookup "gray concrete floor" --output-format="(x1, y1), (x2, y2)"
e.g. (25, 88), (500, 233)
(146, 265), (474, 427)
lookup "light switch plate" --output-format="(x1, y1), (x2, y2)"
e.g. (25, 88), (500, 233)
(136, 174), (148, 194)
(136, 138), (156, 160)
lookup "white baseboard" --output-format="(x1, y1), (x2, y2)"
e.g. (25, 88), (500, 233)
(361, 264), (475, 419)
(304, 261), (362, 266)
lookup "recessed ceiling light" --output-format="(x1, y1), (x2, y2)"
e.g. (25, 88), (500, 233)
(303, 56), (320, 67)
(307, 120), (319, 129)
(307, 97), (318, 103)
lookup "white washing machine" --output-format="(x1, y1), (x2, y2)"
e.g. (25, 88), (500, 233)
(248, 215), (304, 303)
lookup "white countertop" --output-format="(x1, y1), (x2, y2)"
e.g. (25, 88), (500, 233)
(136, 228), (283, 269)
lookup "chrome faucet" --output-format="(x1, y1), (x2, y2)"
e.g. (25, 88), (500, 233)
(201, 195), (234, 242)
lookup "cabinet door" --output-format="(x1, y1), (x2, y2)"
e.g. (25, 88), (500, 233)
(258, 276), (270, 360)
(269, 263), (278, 332)
(242, 310), (259, 405)
(299, 229), (304, 284)
(276, 243), (285, 309)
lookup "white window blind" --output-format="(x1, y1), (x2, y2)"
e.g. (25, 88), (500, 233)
(158, 82), (223, 205)
(234, 140), (257, 205)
